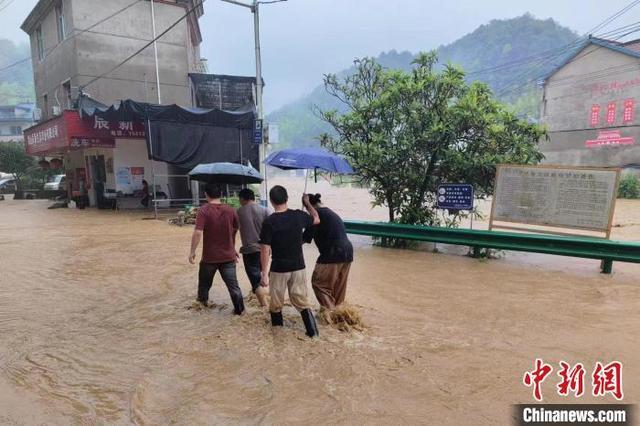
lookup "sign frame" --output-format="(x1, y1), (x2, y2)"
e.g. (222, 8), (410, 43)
(489, 164), (621, 239)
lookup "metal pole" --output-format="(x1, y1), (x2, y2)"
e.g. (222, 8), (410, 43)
(147, 119), (158, 219)
(252, 1), (267, 203)
(151, 0), (162, 104)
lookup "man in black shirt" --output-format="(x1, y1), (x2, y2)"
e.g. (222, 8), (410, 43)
(259, 185), (320, 337)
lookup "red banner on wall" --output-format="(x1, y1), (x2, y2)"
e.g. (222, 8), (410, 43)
(24, 111), (146, 155)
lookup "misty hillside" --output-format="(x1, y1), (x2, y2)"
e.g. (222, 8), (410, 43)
(0, 39), (35, 105)
(267, 14), (578, 148)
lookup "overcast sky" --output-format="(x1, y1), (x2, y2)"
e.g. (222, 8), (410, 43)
(2, 0), (639, 112)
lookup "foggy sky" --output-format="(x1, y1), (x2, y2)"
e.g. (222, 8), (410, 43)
(2, 0), (638, 112)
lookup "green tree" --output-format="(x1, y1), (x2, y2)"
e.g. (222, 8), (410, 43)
(0, 142), (34, 191)
(320, 51), (546, 227)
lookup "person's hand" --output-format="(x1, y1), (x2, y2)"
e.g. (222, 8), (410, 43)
(235, 252), (240, 263)
(302, 194), (310, 207)
(188, 252), (197, 264)
(260, 273), (269, 287)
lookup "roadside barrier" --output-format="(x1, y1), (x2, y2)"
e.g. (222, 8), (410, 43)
(343, 221), (640, 274)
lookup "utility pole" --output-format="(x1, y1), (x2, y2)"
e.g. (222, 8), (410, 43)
(150, 0), (162, 104)
(220, 0), (285, 203)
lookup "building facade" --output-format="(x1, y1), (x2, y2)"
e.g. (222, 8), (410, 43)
(21, 0), (204, 120)
(0, 104), (34, 143)
(21, 0), (205, 206)
(541, 37), (640, 169)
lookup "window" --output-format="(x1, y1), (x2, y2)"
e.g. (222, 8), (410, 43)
(56, 1), (66, 42)
(36, 26), (45, 61)
(43, 94), (49, 119)
(62, 80), (72, 109)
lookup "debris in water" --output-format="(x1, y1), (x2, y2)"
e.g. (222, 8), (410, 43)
(319, 305), (365, 332)
(168, 206), (199, 226)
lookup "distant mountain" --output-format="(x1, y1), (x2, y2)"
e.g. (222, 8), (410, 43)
(0, 39), (35, 105)
(267, 14), (578, 148)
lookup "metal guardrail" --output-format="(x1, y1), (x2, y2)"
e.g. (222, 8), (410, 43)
(343, 220), (640, 274)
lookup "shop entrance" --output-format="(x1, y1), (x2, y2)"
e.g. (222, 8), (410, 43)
(89, 155), (107, 208)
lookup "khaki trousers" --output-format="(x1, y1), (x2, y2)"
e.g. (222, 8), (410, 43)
(311, 262), (351, 309)
(269, 269), (311, 312)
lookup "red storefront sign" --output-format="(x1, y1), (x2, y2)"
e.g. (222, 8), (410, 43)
(24, 111), (146, 155)
(585, 129), (635, 147)
(24, 116), (68, 154)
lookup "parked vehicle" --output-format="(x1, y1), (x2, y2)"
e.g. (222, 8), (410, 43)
(0, 178), (17, 194)
(44, 174), (66, 192)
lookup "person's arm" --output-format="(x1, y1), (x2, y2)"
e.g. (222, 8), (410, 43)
(302, 194), (320, 225)
(260, 244), (272, 287)
(189, 230), (202, 264)
(190, 208), (205, 264)
(258, 219), (273, 286)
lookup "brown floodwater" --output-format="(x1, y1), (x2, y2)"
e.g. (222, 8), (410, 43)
(1, 180), (639, 424)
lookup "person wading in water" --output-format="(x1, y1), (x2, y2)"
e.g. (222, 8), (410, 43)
(304, 193), (353, 310)
(237, 188), (270, 307)
(259, 185), (320, 338)
(189, 183), (245, 315)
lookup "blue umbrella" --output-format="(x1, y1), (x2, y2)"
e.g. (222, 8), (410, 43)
(265, 147), (354, 194)
(264, 147), (354, 174)
(188, 162), (263, 185)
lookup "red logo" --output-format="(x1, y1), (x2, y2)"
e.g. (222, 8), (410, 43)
(524, 359), (623, 401)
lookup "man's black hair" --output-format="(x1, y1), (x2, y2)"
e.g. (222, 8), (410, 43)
(238, 188), (255, 201)
(269, 185), (288, 205)
(204, 183), (223, 199)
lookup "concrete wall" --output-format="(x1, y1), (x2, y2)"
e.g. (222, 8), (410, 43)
(29, 0), (77, 119)
(541, 44), (640, 167)
(25, 0), (200, 115)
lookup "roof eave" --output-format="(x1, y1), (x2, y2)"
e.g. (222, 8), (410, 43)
(21, 0), (55, 35)
(542, 38), (640, 85)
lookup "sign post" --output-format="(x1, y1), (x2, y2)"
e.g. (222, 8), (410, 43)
(436, 183), (475, 253)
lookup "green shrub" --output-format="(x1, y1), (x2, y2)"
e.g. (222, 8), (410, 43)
(618, 174), (640, 199)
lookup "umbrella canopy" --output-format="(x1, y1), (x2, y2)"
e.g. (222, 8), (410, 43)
(188, 162), (263, 184)
(264, 147), (354, 174)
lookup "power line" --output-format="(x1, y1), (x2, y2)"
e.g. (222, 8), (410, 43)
(496, 26), (640, 98)
(80, 0), (206, 91)
(492, 1), (640, 97)
(0, 0), (15, 13)
(0, 0), (144, 76)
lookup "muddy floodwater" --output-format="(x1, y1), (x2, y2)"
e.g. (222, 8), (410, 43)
(1, 179), (639, 424)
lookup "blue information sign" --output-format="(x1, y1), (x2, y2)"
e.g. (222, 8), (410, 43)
(254, 119), (263, 144)
(436, 184), (474, 210)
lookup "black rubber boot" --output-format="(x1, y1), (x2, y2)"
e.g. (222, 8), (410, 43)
(232, 296), (245, 315)
(300, 308), (319, 338)
(270, 311), (283, 326)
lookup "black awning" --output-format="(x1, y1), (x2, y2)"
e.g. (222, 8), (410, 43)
(80, 99), (258, 170)
(80, 98), (255, 128)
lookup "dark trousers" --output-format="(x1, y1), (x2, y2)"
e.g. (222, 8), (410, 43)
(242, 252), (262, 293)
(198, 262), (244, 314)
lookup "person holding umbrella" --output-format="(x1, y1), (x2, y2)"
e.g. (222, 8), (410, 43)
(259, 186), (320, 338)
(303, 193), (353, 309)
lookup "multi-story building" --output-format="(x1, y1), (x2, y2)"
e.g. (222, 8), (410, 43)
(541, 37), (640, 170)
(0, 103), (34, 143)
(21, 0), (204, 120)
(20, 0), (206, 206)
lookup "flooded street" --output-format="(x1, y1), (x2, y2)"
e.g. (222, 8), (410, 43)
(1, 182), (639, 424)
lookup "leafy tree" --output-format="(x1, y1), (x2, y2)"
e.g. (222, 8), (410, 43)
(319, 51), (546, 228)
(0, 142), (34, 191)
(618, 174), (640, 199)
